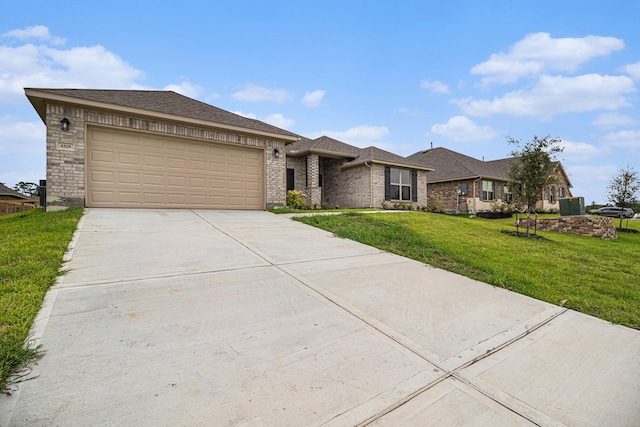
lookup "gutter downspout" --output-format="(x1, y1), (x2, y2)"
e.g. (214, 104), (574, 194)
(365, 162), (373, 208)
(472, 177), (481, 215)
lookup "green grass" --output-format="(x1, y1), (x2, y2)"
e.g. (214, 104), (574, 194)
(296, 212), (640, 330)
(269, 207), (382, 214)
(0, 208), (83, 392)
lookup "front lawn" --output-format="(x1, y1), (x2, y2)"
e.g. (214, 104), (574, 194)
(0, 208), (84, 392)
(295, 212), (640, 329)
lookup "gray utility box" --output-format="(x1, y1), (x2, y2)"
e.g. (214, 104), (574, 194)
(559, 197), (585, 216)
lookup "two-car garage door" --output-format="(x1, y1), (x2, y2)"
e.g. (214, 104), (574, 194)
(86, 127), (265, 209)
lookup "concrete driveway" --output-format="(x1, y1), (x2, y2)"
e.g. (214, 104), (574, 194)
(2, 209), (639, 426)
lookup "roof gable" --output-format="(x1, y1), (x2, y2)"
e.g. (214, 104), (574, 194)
(287, 136), (433, 170)
(25, 88), (298, 140)
(0, 184), (31, 199)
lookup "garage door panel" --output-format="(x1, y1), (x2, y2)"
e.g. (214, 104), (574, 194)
(118, 152), (141, 166)
(91, 190), (115, 203)
(91, 170), (114, 184)
(167, 157), (188, 169)
(143, 154), (165, 167)
(87, 127), (264, 209)
(143, 173), (164, 186)
(90, 129), (115, 142)
(118, 172), (142, 185)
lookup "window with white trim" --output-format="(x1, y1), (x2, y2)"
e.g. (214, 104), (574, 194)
(548, 186), (556, 203)
(503, 184), (512, 202)
(390, 168), (411, 201)
(482, 180), (494, 201)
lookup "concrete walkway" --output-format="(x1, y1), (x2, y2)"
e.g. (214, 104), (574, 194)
(2, 209), (639, 426)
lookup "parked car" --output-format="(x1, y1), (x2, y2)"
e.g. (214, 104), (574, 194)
(588, 206), (634, 218)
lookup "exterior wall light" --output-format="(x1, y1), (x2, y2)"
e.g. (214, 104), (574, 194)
(273, 148), (280, 158)
(60, 117), (70, 131)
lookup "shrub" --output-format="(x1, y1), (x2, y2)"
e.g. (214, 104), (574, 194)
(286, 190), (307, 209)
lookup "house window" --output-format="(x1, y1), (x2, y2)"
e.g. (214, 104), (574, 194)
(390, 168), (411, 201)
(286, 168), (295, 192)
(460, 182), (468, 195)
(385, 167), (417, 201)
(503, 184), (512, 202)
(482, 180), (494, 201)
(548, 186), (556, 203)
(559, 187), (565, 198)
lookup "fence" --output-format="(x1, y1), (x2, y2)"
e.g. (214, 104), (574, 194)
(0, 199), (39, 215)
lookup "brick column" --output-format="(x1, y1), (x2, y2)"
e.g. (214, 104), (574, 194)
(306, 154), (321, 207)
(46, 103), (86, 210)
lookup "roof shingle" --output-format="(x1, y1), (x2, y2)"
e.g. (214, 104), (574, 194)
(25, 88), (298, 139)
(287, 136), (433, 170)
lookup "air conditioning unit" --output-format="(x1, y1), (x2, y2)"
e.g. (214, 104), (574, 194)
(559, 197), (584, 216)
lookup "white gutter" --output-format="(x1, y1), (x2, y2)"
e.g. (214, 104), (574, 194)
(365, 162), (373, 208)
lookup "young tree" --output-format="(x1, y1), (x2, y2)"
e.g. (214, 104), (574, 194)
(607, 166), (639, 228)
(507, 135), (564, 237)
(12, 181), (39, 196)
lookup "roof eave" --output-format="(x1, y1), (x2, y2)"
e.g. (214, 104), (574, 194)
(286, 148), (358, 159)
(24, 89), (299, 142)
(342, 159), (434, 171)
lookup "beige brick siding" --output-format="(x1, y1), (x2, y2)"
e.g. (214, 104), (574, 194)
(286, 155), (427, 209)
(427, 167), (573, 214)
(44, 101), (288, 210)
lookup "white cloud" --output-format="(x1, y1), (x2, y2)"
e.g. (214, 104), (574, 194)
(163, 81), (203, 99)
(231, 111), (294, 129)
(0, 43), (145, 102)
(231, 111), (257, 119)
(601, 130), (640, 148)
(560, 140), (607, 161)
(0, 116), (44, 156)
(301, 90), (325, 107)
(591, 112), (638, 129)
(231, 85), (291, 103)
(471, 32), (624, 84)
(263, 113), (294, 129)
(316, 125), (389, 147)
(457, 74), (636, 119)
(620, 61), (640, 80)
(565, 164), (619, 203)
(420, 80), (450, 94)
(2, 25), (65, 45)
(0, 116), (46, 187)
(430, 116), (497, 142)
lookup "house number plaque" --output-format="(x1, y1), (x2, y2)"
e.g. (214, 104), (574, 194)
(56, 142), (75, 151)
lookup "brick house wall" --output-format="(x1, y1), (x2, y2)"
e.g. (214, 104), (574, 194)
(427, 166), (573, 214)
(44, 102), (288, 210)
(286, 156), (427, 209)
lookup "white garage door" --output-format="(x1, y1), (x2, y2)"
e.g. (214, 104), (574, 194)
(86, 127), (265, 209)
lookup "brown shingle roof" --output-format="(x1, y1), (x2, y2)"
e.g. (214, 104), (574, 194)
(286, 136), (433, 170)
(348, 146), (431, 170)
(0, 183), (30, 199)
(407, 147), (517, 182)
(286, 136), (363, 158)
(25, 88), (298, 140)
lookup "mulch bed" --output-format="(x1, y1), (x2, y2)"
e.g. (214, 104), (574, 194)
(617, 228), (639, 234)
(501, 230), (550, 240)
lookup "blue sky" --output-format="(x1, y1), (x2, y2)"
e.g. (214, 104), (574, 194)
(1, 1), (639, 204)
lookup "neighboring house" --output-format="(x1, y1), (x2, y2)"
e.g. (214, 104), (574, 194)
(25, 88), (299, 211)
(0, 183), (31, 201)
(285, 136), (433, 209)
(407, 147), (573, 214)
(0, 183), (38, 215)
